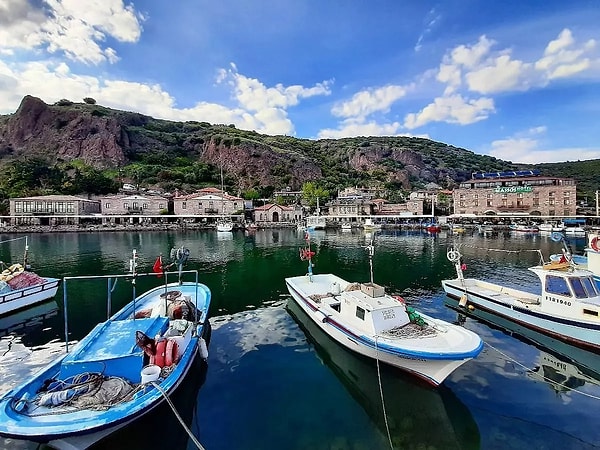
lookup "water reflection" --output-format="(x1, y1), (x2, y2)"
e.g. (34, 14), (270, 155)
(287, 299), (481, 450)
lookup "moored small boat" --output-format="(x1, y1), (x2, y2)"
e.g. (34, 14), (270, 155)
(0, 236), (59, 317)
(285, 235), (483, 386)
(442, 245), (600, 353)
(0, 248), (211, 448)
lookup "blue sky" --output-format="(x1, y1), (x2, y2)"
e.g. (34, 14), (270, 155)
(1, 0), (599, 164)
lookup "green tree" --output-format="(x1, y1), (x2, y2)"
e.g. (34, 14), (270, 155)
(302, 182), (329, 207)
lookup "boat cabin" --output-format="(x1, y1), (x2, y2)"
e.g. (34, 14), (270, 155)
(319, 281), (411, 335)
(531, 266), (600, 318)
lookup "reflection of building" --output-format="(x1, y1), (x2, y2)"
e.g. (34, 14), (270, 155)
(100, 194), (170, 215)
(254, 204), (303, 223)
(9, 195), (100, 225)
(173, 188), (243, 216)
(452, 171), (576, 217)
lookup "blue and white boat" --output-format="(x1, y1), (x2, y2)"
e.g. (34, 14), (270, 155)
(285, 238), (483, 386)
(442, 246), (600, 353)
(0, 236), (59, 317)
(0, 248), (211, 448)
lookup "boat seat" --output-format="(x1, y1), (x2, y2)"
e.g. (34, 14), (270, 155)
(60, 316), (170, 381)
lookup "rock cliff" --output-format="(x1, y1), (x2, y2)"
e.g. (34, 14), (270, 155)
(0, 96), (511, 193)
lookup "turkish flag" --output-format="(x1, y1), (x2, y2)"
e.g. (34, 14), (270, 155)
(153, 256), (163, 278)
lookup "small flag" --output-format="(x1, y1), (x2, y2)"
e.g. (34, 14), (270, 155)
(153, 256), (163, 278)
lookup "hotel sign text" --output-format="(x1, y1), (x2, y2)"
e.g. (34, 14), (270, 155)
(494, 186), (532, 193)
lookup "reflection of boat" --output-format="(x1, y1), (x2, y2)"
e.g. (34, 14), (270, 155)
(287, 299), (481, 449)
(527, 351), (600, 393)
(0, 236), (60, 316)
(285, 236), (483, 386)
(341, 223), (352, 231)
(0, 248), (211, 448)
(0, 300), (58, 337)
(445, 301), (600, 390)
(442, 244), (600, 352)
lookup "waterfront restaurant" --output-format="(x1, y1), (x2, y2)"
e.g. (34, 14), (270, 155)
(9, 195), (100, 225)
(452, 170), (577, 217)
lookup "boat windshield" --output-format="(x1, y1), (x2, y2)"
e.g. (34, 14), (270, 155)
(570, 276), (599, 299)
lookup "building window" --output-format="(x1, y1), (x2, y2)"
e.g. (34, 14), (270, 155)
(533, 198), (539, 206)
(123, 202), (129, 209)
(105, 203), (111, 209)
(15, 202), (22, 213)
(143, 203), (148, 209)
(182, 202), (187, 209)
(159, 203), (164, 209)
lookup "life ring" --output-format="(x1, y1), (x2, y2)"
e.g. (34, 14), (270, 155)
(447, 249), (461, 262)
(150, 339), (179, 368)
(591, 236), (600, 252)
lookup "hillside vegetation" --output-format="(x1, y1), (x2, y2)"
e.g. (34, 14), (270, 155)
(0, 96), (597, 211)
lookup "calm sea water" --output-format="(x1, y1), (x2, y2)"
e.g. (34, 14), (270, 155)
(0, 229), (599, 450)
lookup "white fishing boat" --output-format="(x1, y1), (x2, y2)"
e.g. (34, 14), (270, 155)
(306, 215), (326, 230)
(306, 197), (326, 230)
(0, 237), (60, 316)
(0, 248), (211, 449)
(442, 245), (600, 353)
(216, 161), (234, 232)
(285, 236), (483, 386)
(538, 221), (565, 233)
(341, 223), (352, 231)
(362, 218), (382, 231)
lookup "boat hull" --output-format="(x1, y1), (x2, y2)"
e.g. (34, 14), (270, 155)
(442, 279), (600, 353)
(0, 278), (60, 316)
(286, 274), (482, 386)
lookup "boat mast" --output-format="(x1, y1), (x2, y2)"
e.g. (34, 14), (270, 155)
(366, 235), (375, 284)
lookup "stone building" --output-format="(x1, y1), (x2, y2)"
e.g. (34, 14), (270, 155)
(9, 195), (100, 225)
(100, 194), (170, 216)
(452, 171), (577, 217)
(254, 204), (303, 224)
(173, 188), (243, 216)
(372, 198), (424, 215)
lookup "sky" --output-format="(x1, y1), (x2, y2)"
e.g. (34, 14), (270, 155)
(1, 1), (600, 165)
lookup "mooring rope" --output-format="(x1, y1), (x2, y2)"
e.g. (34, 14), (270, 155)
(150, 381), (206, 450)
(483, 340), (600, 400)
(374, 335), (394, 450)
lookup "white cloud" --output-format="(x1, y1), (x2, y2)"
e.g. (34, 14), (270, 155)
(0, 58), (332, 136)
(331, 84), (411, 120)
(318, 118), (402, 139)
(0, 0), (144, 65)
(404, 94), (495, 129)
(487, 127), (600, 163)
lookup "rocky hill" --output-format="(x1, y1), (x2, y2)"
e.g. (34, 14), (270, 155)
(0, 95), (596, 201)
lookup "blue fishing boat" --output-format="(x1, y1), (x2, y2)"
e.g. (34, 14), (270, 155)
(0, 248), (211, 449)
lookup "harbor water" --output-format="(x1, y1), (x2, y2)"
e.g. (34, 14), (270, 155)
(0, 228), (599, 449)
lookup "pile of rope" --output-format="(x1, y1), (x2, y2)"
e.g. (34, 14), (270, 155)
(29, 372), (138, 413)
(381, 322), (437, 339)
